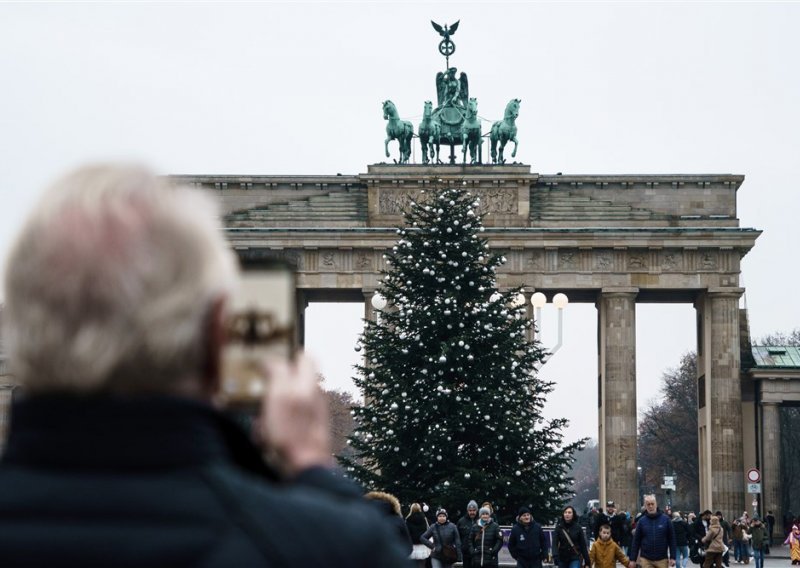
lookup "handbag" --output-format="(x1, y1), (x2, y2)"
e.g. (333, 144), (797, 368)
(436, 524), (459, 564)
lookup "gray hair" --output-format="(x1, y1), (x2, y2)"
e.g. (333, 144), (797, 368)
(3, 163), (238, 394)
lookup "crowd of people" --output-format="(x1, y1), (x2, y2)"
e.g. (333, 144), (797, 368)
(369, 492), (785, 568)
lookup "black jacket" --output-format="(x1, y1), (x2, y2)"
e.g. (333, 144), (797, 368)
(554, 519), (591, 567)
(673, 518), (691, 547)
(407, 511), (430, 543)
(422, 520), (462, 562)
(457, 513), (479, 555)
(470, 520), (504, 566)
(509, 520), (547, 567)
(0, 395), (409, 567)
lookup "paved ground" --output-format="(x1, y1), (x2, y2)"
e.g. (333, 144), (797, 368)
(451, 544), (793, 568)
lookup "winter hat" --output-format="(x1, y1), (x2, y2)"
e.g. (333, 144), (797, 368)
(436, 508), (448, 518)
(467, 500), (479, 511)
(518, 506), (532, 517)
(606, 501), (615, 508)
(479, 506), (491, 516)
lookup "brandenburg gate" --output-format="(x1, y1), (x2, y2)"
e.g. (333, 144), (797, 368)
(171, 163), (760, 517)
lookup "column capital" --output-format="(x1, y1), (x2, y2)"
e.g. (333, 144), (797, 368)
(706, 287), (745, 299)
(600, 287), (639, 297)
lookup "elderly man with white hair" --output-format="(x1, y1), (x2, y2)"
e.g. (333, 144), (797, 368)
(0, 164), (409, 567)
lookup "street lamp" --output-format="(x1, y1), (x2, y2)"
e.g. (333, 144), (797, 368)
(371, 292), (387, 310)
(531, 291), (569, 366)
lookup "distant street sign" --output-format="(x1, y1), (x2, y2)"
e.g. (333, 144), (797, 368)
(747, 469), (761, 483)
(748, 482), (761, 494)
(662, 484), (676, 491)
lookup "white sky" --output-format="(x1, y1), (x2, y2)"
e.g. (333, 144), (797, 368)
(1, 2), (798, 443)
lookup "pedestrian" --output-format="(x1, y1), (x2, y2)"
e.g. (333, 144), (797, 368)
(765, 511), (775, 548)
(673, 512), (691, 568)
(407, 503), (432, 567)
(509, 506), (547, 568)
(702, 516), (726, 568)
(422, 508), (462, 568)
(628, 494), (677, 568)
(470, 506), (504, 568)
(787, 525), (800, 565)
(747, 516), (766, 568)
(692, 511), (714, 565)
(554, 505), (591, 568)
(716, 512), (732, 567)
(457, 500), (480, 567)
(0, 164), (409, 567)
(365, 491), (413, 556)
(732, 519), (747, 564)
(590, 524), (630, 568)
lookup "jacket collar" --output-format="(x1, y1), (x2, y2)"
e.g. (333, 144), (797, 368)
(2, 394), (278, 480)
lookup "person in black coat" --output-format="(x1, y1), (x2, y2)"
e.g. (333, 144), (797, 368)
(366, 491), (413, 556)
(554, 505), (591, 568)
(471, 506), (505, 568)
(0, 164), (410, 568)
(407, 502), (432, 566)
(672, 512), (691, 568)
(509, 506), (548, 568)
(422, 508), (462, 567)
(457, 500), (480, 567)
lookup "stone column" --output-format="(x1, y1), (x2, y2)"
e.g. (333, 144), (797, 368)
(762, 401), (781, 541)
(295, 288), (308, 348)
(597, 288), (638, 514)
(696, 288), (745, 518)
(363, 289), (377, 323)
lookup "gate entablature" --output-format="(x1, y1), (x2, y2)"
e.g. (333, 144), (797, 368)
(172, 165), (745, 231)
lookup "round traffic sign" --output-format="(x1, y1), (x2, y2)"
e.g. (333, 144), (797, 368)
(747, 468), (761, 483)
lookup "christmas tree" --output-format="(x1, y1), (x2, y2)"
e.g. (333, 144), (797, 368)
(340, 184), (584, 522)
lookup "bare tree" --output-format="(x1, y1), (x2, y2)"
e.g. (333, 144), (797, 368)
(569, 440), (599, 515)
(638, 352), (699, 512)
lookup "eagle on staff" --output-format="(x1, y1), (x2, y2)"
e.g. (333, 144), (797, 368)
(431, 19), (460, 42)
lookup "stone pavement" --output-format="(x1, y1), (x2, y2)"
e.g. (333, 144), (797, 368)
(449, 546), (792, 568)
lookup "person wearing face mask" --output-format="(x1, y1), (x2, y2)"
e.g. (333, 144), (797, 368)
(470, 506), (503, 568)
(554, 506), (591, 568)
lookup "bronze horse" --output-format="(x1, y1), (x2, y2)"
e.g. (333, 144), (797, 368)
(383, 100), (413, 164)
(490, 98), (520, 164)
(418, 101), (441, 164)
(461, 97), (481, 164)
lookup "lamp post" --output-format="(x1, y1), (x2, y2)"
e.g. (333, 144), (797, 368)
(531, 291), (569, 367)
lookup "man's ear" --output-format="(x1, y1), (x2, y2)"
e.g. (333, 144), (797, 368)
(201, 295), (227, 397)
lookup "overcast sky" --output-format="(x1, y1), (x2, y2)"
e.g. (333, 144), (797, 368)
(1, 2), (798, 443)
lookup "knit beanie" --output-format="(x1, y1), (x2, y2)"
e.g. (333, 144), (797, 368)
(479, 506), (491, 516)
(518, 506), (532, 517)
(436, 508), (448, 519)
(467, 500), (479, 511)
